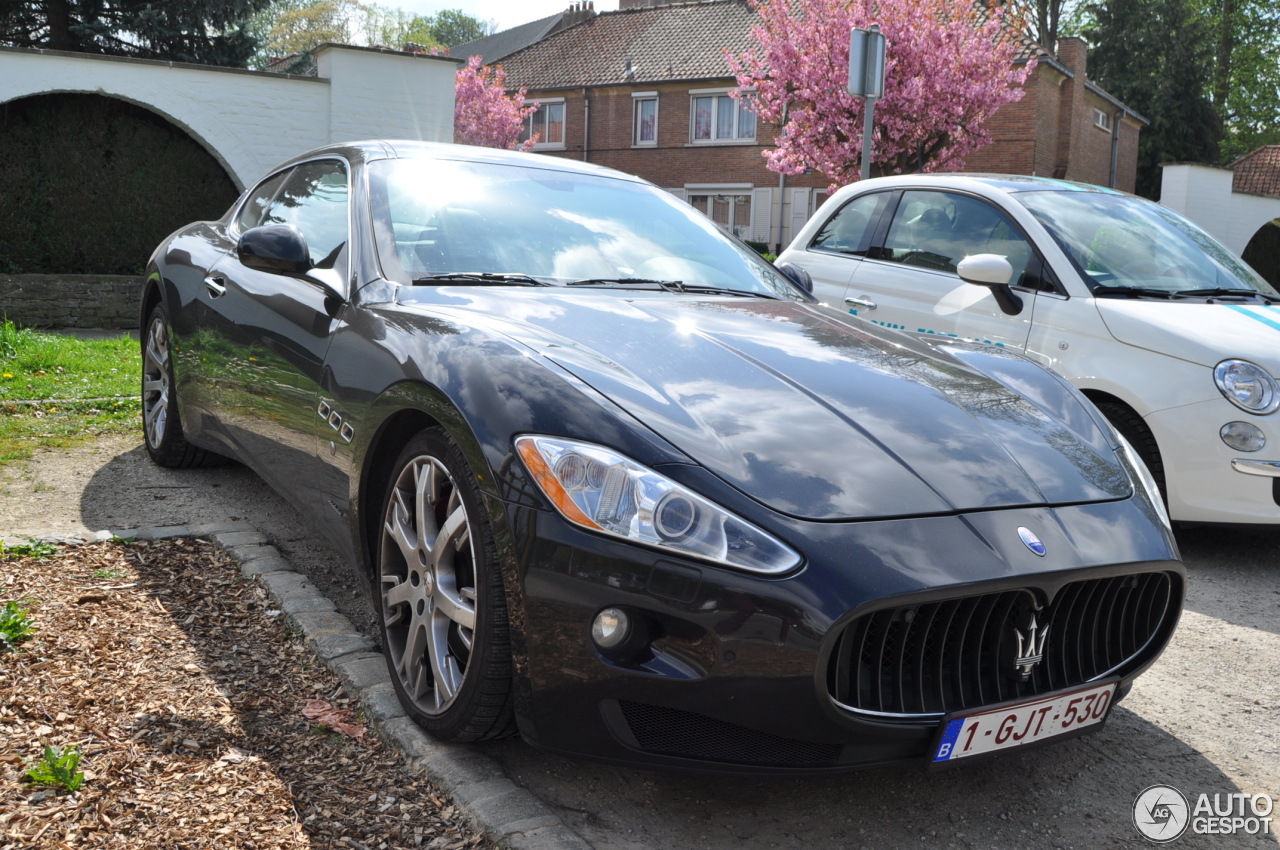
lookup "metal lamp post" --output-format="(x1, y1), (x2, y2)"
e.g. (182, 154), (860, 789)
(848, 25), (887, 181)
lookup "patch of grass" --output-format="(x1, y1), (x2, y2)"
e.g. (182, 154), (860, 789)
(0, 319), (141, 464)
(25, 744), (85, 792)
(0, 538), (57, 559)
(1, 600), (35, 650)
(91, 567), (128, 581)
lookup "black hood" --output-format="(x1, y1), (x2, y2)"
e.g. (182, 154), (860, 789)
(404, 290), (1131, 521)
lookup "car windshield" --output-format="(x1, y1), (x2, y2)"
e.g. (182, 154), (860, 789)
(1015, 190), (1278, 296)
(367, 157), (800, 297)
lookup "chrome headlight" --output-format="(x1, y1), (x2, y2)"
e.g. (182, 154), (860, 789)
(1115, 433), (1171, 531)
(1214, 360), (1280, 415)
(515, 435), (802, 575)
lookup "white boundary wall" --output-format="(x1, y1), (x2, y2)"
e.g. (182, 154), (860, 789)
(0, 44), (460, 191)
(1160, 163), (1280, 255)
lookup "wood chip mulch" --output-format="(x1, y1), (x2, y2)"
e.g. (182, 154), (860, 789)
(0, 539), (490, 850)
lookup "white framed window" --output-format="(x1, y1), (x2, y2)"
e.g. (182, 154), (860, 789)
(685, 183), (754, 238)
(690, 89), (756, 143)
(1093, 108), (1112, 131)
(633, 92), (658, 146)
(522, 98), (566, 148)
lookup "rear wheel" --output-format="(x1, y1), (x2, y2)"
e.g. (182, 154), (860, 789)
(377, 428), (514, 742)
(1096, 400), (1166, 502)
(141, 304), (220, 468)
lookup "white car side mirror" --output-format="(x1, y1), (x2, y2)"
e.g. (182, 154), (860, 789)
(956, 254), (1022, 316)
(957, 253), (1014, 286)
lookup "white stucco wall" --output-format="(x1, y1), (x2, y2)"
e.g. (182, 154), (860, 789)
(315, 45), (457, 148)
(0, 44), (459, 191)
(1160, 163), (1280, 255)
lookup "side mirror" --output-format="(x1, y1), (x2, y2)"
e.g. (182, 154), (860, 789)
(775, 261), (813, 293)
(239, 224), (312, 276)
(957, 253), (1022, 316)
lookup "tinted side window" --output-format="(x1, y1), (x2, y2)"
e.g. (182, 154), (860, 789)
(881, 191), (1034, 285)
(236, 171), (288, 231)
(263, 160), (349, 269)
(810, 192), (887, 255)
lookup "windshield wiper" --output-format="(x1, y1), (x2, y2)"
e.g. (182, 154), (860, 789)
(564, 277), (684, 290)
(1091, 285), (1187, 300)
(564, 278), (779, 299)
(668, 284), (781, 300)
(1174, 287), (1280, 303)
(412, 272), (548, 286)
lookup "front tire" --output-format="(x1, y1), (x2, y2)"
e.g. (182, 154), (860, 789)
(377, 428), (515, 742)
(141, 304), (219, 468)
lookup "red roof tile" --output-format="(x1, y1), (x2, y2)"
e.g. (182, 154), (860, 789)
(498, 0), (1087, 95)
(499, 0), (758, 88)
(1230, 146), (1280, 198)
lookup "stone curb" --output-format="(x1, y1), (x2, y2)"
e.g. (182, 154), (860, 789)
(8, 525), (596, 848)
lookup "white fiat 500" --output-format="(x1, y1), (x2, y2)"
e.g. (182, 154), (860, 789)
(778, 174), (1280, 525)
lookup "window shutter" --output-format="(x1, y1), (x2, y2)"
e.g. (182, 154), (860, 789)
(750, 187), (772, 242)
(788, 188), (812, 246)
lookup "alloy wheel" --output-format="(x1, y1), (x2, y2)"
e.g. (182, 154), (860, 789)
(380, 454), (479, 715)
(142, 315), (171, 449)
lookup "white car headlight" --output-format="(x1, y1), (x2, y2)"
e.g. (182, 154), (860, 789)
(1214, 359), (1280, 415)
(515, 435), (802, 575)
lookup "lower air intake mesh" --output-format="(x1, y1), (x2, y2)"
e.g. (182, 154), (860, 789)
(618, 701), (842, 766)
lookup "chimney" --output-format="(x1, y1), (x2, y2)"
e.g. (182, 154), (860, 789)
(1055, 36), (1088, 79)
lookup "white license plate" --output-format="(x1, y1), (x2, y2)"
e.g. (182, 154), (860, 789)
(931, 679), (1118, 765)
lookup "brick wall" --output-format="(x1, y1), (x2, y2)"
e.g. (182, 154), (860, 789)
(527, 81), (828, 192)
(965, 72), (1043, 175)
(0, 275), (143, 329)
(524, 80), (829, 248)
(962, 40), (1141, 192)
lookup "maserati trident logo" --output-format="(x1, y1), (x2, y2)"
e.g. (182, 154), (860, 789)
(1018, 526), (1046, 556)
(1012, 613), (1050, 680)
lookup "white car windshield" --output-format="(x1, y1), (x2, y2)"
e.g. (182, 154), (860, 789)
(367, 157), (799, 298)
(1016, 190), (1278, 297)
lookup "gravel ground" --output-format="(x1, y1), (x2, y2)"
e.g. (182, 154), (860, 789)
(2, 435), (1278, 849)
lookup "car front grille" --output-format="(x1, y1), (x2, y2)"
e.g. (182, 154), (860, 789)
(618, 701), (843, 766)
(827, 571), (1179, 718)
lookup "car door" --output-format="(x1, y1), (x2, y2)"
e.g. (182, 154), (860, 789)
(797, 191), (894, 306)
(197, 158), (351, 506)
(842, 189), (1045, 351)
(172, 171), (288, 453)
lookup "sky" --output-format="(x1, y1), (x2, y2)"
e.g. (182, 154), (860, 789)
(396, 0), (618, 34)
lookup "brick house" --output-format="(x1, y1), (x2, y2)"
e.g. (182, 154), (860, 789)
(488, 0), (1146, 251)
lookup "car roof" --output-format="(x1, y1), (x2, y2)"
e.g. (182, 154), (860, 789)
(273, 139), (646, 184)
(847, 173), (1135, 197)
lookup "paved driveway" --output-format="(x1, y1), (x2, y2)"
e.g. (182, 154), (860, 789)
(4, 436), (1277, 849)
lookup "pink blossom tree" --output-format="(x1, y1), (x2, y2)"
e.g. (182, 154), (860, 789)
(726, 0), (1035, 190)
(453, 55), (539, 151)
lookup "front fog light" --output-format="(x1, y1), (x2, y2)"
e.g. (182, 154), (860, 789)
(592, 607), (630, 649)
(1221, 421), (1266, 452)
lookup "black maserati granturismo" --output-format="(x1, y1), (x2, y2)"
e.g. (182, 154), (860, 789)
(141, 140), (1184, 773)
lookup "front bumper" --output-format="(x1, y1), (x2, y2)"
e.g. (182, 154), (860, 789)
(501, 492), (1184, 774)
(1146, 398), (1280, 524)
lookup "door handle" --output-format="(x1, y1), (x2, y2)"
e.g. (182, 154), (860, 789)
(204, 275), (227, 298)
(845, 295), (877, 310)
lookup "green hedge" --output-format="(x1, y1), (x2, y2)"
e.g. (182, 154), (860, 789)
(0, 93), (239, 275)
